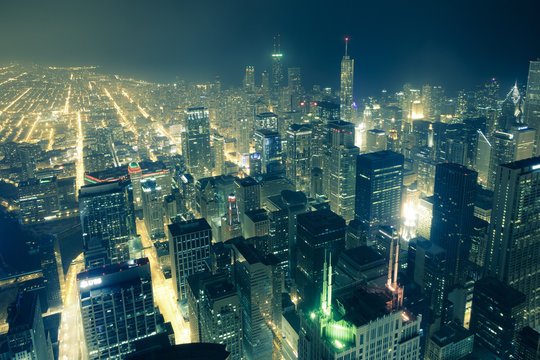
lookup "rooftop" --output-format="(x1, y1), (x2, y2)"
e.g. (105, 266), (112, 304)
(431, 322), (473, 347)
(501, 156), (540, 171)
(342, 246), (384, 266)
(77, 258), (149, 281)
(168, 218), (211, 237)
(297, 209), (346, 236)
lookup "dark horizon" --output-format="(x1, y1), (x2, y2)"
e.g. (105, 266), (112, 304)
(1, 0), (539, 96)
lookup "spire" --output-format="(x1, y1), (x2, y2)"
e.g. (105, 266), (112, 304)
(344, 37), (349, 57)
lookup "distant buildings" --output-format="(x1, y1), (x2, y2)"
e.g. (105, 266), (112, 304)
(340, 38), (354, 122)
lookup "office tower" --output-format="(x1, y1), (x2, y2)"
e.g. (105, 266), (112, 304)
(253, 129), (282, 175)
(311, 167), (323, 196)
(324, 120), (359, 221)
(168, 218), (212, 300)
(261, 70), (270, 97)
(499, 83), (525, 131)
(475, 129), (491, 185)
(79, 179), (135, 268)
(425, 322), (474, 360)
(78, 258), (159, 360)
(18, 144), (37, 181)
(470, 277), (526, 359)
(141, 179), (166, 239)
(212, 133), (225, 176)
(340, 37), (354, 122)
(235, 116), (252, 155)
(430, 163), (476, 286)
(366, 129), (387, 153)
(515, 327), (540, 360)
(295, 209), (346, 308)
(255, 112), (278, 132)
(355, 151), (404, 236)
(487, 126), (536, 190)
(221, 194), (242, 242)
(243, 209), (269, 239)
(524, 60), (540, 155)
(39, 235), (64, 311)
(317, 101), (340, 122)
(264, 190), (308, 276)
(324, 146), (360, 221)
(231, 240), (280, 360)
(18, 176), (60, 224)
(182, 107), (213, 179)
(243, 65), (255, 92)
(287, 67), (301, 92)
(234, 176), (261, 218)
(484, 157), (540, 328)
(286, 124), (312, 194)
(6, 292), (53, 360)
(188, 272), (242, 360)
(271, 35), (284, 93)
(298, 282), (422, 360)
(325, 120), (355, 149)
(249, 153), (262, 177)
(408, 237), (447, 318)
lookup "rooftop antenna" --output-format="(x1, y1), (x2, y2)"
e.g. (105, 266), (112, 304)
(345, 37), (349, 57)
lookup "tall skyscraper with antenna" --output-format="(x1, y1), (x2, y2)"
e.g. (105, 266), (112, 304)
(271, 35), (284, 93)
(340, 37), (354, 122)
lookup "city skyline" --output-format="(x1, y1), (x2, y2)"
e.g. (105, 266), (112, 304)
(1, 0), (539, 95)
(0, 2), (540, 359)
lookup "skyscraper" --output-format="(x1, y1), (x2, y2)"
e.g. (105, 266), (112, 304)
(470, 277), (526, 359)
(231, 240), (280, 360)
(487, 126), (536, 190)
(39, 235), (64, 311)
(295, 209), (346, 308)
(243, 65), (255, 92)
(484, 157), (540, 328)
(253, 129), (282, 175)
(79, 179), (136, 269)
(271, 35), (284, 93)
(286, 124), (312, 194)
(18, 176), (60, 224)
(141, 178), (166, 239)
(182, 107), (213, 179)
(77, 258), (159, 360)
(430, 163), (477, 287)
(298, 283), (422, 360)
(524, 60), (540, 155)
(340, 37), (354, 122)
(355, 151), (404, 235)
(324, 120), (359, 221)
(168, 218), (212, 300)
(6, 292), (53, 360)
(234, 176), (261, 219)
(188, 272), (243, 360)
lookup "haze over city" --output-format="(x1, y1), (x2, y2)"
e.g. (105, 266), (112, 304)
(0, 1), (539, 360)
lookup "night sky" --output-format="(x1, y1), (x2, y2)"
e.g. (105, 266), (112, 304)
(1, 0), (539, 95)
